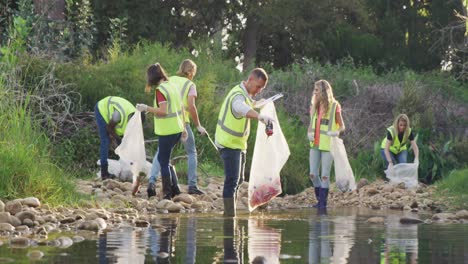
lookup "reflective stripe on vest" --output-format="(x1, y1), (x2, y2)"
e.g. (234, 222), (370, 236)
(169, 76), (193, 123)
(154, 83), (184, 136)
(97, 96), (135, 136)
(380, 126), (411, 154)
(215, 85), (252, 150)
(310, 101), (338, 151)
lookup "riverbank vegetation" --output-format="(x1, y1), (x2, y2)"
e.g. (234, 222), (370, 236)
(0, 0), (466, 204)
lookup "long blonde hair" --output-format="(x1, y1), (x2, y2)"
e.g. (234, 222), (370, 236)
(177, 59), (197, 79)
(312, 79), (335, 113)
(393, 114), (411, 141)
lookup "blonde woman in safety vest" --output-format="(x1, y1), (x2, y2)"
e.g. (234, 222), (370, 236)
(136, 63), (187, 200)
(381, 114), (419, 170)
(215, 68), (274, 217)
(307, 80), (345, 209)
(147, 59), (207, 197)
(95, 96), (140, 180)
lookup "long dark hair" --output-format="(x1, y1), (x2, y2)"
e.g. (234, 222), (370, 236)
(145, 63), (168, 94)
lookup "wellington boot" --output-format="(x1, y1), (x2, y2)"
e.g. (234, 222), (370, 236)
(161, 175), (173, 200)
(223, 198), (236, 217)
(318, 188), (329, 209)
(312, 187), (320, 208)
(169, 165), (181, 197)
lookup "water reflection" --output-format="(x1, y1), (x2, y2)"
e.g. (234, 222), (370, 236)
(2, 208), (467, 263)
(381, 214), (418, 264)
(248, 218), (281, 264)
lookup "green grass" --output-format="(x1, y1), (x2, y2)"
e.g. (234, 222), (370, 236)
(435, 169), (468, 210)
(0, 93), (89, 206)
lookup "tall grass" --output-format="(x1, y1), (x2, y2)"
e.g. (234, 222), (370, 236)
(435, 169), (468, 210)
(0, 88), (87, 205)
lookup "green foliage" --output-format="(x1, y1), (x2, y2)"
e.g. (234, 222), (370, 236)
(52, 126), (101, 178)
(0, 94), (87, 205)
(435, 168), (468, 209)
(107, 17), (128, 62)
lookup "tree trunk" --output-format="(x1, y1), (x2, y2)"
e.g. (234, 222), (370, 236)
(33, 0), (65, 21)
(242, 15), (259, 72)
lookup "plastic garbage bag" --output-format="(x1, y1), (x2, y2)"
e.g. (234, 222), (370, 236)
(114, 110), (148, 192)
(385, 163), (419, 189)
(96, 159), (152, 182)
(248, 102), (290, 212)
(330, 137), (356, 192)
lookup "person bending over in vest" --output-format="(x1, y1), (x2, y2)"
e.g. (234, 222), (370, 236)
(214, 68), (274, 217)
(136, 63), (188, 200)
(95, 96), (144, 180)
(147, 59), (207, 197)
(307, 80), (345, 209)
(381, 114), (419, 170)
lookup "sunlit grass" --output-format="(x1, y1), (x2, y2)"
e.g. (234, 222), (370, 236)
(435, 169), (468, 210)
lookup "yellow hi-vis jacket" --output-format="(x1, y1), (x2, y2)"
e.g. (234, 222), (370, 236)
(97, 96), (136, 136)
(215, 85), (253, 150)
(310, 101), (339, 151)
(169, 75), (194, 123)
(380, 126), (412, 154)
(154, 81), (184, 136)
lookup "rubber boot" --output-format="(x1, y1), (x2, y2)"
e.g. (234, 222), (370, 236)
(223, 198), (236, 217)
(312, 187), (320, 208)
(100, 165), (116, 180)
(169, 164), (181, 197)
(161, 175), (173, 200)
(318, 188), (329, 209)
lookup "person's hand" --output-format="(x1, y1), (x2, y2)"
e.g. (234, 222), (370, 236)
(253, 98), (266, 108)
(414, 158), (419, 165)
(258, 114), (274, 125)
(196, 125), (207, 136)
(327, 131), (339, 137)
(181, 130), (188, 142)
(307, 131), (314, 141)
(136, 103), (148, 112)
(387, 162), (394, 171)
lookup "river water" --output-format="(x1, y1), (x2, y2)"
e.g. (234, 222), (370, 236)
(0, 207), (467, 263)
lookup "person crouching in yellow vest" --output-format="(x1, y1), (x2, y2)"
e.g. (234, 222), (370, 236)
(307, 80), (346, 210)
(136, 63), (187, 200)
(380, 114), (419, 170)
(95, 96), (144, 180)
(215, 68), (274, 217)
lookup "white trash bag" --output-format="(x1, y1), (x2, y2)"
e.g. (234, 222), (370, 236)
(248, 102), (290, 212)
(330, 137), (356, 192)
(114, 110), (148, 193)
(385, 163), (419, 189)
(96, 159), (152, 182)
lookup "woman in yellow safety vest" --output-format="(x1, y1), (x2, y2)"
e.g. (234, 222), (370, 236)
(307, 80), (345, 209)
(380, 114), (419, 169)
(136, 63), (187, 200)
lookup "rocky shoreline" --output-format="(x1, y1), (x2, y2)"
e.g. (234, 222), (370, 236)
(0, 177), (467, 260)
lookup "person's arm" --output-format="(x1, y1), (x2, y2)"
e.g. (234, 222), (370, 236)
(187, 95), (200, 127)
(384, 140), (393, 167)
(106, 120), (120, 143)
(335, 106), (345, 133)
(147, 90), (168, 116)
(308, 104), (315, 133)
(410, 140), (419, 161)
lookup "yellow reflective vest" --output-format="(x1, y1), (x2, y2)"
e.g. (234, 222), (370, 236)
(97, 96), (136, 136)
(154, 82), (184, 136)
(310, 101), (339, 151)
(215, 85), (253, 150)
(169, 75), (194, 123)
(380, 126), (412, 154)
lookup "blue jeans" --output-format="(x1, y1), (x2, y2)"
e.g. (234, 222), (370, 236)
(381, 149), (408, 167)
(157, 133), (182, 180)
(309, 148), (333, 189)
(149, 124), (198, 186)
(220, 148), (246, 198)
(95, 104), (110, 169)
